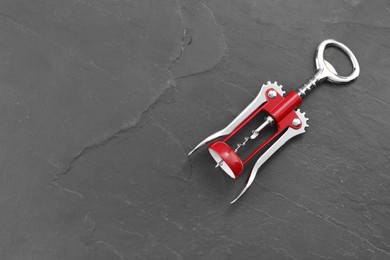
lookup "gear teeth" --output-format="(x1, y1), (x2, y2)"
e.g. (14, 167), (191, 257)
(295, 108), (309, 129)
(264, 80), (285, 97)
(279, 85), (286, 96)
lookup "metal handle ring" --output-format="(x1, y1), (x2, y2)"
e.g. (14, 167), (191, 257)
(315, 39), (360, 84)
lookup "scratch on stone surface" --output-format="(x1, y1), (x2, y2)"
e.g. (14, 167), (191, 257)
(241, 200), (300, 229)
(217, 76), (254, 97)
(151, 116), (193, 183)
(115, 226), (145, 239)
(307, 250), (331, 260)
(51, 182), (85, 199)
(84, 212), (91, 222)
(161, 211), (184, 231)
(0, 12), (69, 51)
(110, 192), (138, 206)
(257, 183), (390, 256)
(167, 247), (184, 260)
(88, 240), (124, 260)
(319, 19), (390, 30)
(150, 114), (187, 157)
(28, 149), (63, 181)
(46, 158), (63, 170)
(84, 212), (97, 235)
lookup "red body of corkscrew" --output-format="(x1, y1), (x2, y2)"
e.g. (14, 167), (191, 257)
(208, 91), (302, 178)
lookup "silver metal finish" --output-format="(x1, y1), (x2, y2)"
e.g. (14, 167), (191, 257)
(231, 109), (309, 204)
(215, 160), (223, 168)
(250, 116), (274, 139)
(234, 116), (274, 153)
(298, 39), (360, 97)
(234, 137), (250, 153)
(292, 118), (301, 127)
(188, 82), (285, 155)
(268, 90), (277, 98)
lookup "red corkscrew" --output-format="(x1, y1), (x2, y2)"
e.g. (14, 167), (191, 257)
(188, 39), (360, 203)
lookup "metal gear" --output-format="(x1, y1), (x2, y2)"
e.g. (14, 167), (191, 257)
(295, 108), (309, 130)
(264, 81), (286, 97)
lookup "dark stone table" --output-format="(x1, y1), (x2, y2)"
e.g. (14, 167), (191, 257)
(0, 0), (389, 259)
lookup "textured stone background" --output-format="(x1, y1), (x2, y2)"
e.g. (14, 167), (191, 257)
(0, 0), (389, 259)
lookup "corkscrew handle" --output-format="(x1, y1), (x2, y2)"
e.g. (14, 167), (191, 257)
(298, 39), (360, 97)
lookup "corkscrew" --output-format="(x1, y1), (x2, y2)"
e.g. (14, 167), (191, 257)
(188, 39), (360, 203)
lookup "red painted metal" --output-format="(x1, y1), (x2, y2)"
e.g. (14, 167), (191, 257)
(269, 91), (302, 122)
(208, 89), (303, 179)
(208, 141), (244, 178)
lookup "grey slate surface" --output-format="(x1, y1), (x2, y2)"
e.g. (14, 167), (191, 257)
(0, 0), (389, 259)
